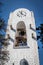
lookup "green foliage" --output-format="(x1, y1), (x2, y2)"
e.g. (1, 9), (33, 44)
(0, 18), (9, 65)
(36, 24), (43, 44)
(0, 18), (5, 29)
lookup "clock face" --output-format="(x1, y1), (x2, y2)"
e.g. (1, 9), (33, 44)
(17, 10), (27, 17)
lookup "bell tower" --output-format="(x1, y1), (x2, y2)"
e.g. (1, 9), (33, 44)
(5, 8), (39, 65)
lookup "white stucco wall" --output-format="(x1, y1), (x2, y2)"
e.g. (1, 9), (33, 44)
(5, 8), (39, 65)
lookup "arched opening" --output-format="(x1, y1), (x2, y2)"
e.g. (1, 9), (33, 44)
(14, 21), (27, 47)
(20, 59), (29, 65)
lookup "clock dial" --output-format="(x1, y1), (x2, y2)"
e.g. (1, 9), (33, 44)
(17, 10), (27, 17)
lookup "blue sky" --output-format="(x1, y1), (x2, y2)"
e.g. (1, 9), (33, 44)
(0, 0), (43, 65)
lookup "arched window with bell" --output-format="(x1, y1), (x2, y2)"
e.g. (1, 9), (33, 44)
(14, 21), (27, 47)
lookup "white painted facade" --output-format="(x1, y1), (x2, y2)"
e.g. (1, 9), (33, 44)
(5, 8), (39, 65)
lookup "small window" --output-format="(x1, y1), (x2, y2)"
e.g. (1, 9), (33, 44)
(20, 59), (29, 65)
(32, 33), (34, 38)
(30, 24), (31, 29)
(12, 63), (14, 65)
